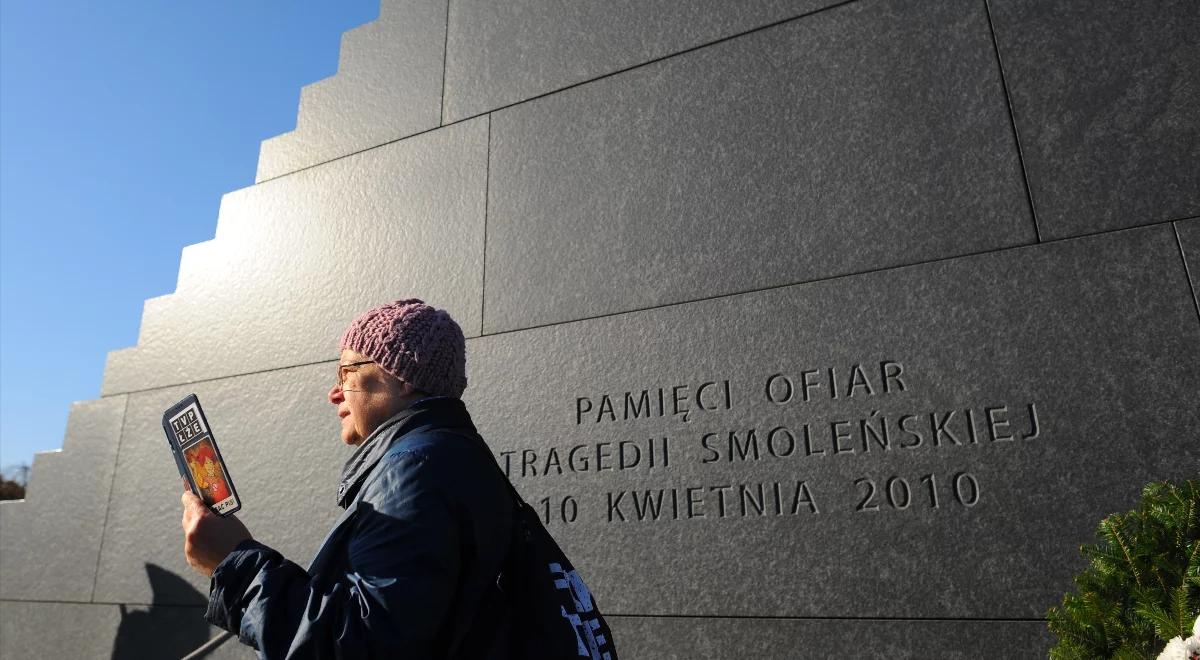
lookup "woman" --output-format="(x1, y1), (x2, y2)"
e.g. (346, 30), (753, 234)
(181, 299), (514, 659)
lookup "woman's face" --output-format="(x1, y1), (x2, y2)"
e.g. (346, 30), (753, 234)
(327, 349), (408, 446)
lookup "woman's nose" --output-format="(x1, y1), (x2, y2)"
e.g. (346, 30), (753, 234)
(328, 384), (344, 404)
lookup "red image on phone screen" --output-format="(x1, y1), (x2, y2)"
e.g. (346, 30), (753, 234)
(184, 438), (232, 506)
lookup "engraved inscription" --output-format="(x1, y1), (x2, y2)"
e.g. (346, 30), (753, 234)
(498, 437), (671, 478)
(497, 362), (1041, 526)
(765, 361), (906, 403)
(694, 403), (1040, 463)
(605, 480), (819, 522)
(854, 473), (979, 512)
(576, 380), (733, 425)
(539, 495), (579, 524)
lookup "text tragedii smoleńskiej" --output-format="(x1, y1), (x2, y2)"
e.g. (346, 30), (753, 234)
(495, 361), (1039, 524)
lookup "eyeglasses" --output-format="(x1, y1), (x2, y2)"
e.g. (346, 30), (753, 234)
(336, 360), (375, 389)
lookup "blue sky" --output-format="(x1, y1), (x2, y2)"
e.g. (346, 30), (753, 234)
(0, 2), (379, 473)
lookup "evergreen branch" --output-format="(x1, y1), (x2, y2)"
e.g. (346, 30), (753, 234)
(1137, 601), (1179, 641)
(1107, 517), (1144, 588)
(1174, 583), (1191, 639)
(1110, 645), (1146, 660)
(1179, 490), (1195, 542)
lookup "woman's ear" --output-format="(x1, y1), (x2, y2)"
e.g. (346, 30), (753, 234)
(393, 376), (417, 398)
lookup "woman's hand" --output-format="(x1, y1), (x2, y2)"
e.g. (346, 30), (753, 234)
(181, 477), (252, 577)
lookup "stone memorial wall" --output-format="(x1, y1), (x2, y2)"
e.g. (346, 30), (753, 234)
(2, 0), (1197, 657)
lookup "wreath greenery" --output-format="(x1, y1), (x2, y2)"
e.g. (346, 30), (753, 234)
(1047, 480), (1199, 659)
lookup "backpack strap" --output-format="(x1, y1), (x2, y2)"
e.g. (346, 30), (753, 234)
(438, 426), (523, 660)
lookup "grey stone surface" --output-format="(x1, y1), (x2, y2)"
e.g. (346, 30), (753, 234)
(1176, 218), (1200, 314)
(102, 117), (488, 396)
(1, 600), (120, 660)
(0, 396), (126, 602)
(463, 224), (1200, 618)
(0, 600), (241, 659)
(93, 362), (348, 604)
(106, 603), (242, 659)
(202, 634), (259, 660)
(607, 616), (1053, 658)
(989, 0), (1200, 239)
(255, 0), (447, 181)
(442, 0), (839, 122)
(0, 502), (31, 598)
(484, 0), (1034, 333)
(205, 634), (259, 659)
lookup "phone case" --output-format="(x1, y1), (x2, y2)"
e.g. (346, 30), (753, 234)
(162, 394), (242, 516)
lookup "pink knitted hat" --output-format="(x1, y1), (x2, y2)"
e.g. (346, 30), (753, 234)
(339, 299), (467, 398)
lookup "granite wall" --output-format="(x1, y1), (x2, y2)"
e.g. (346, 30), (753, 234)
(2, 0), (1197, 657)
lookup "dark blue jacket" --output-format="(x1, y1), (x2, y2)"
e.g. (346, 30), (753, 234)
(205, 397), (514, 659)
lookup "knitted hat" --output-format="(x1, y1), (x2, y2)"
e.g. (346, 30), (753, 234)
(339, 299), (467, 398)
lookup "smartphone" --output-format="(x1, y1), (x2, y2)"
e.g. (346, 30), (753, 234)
(162, 394), (241, 516)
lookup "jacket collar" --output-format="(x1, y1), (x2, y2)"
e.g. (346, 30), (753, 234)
(335, 396), (474, 509)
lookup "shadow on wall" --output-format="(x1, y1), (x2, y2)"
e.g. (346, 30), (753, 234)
(111, 563), (214, 659)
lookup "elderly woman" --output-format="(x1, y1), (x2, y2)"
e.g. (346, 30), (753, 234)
(181, 299), (514, 658)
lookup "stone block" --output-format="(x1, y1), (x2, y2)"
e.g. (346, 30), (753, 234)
(484, 0), (1034, 333)
(1175, 218), (1200, 313)
(443, 0), (838, 122)
(102, 117), (488, 396)
(255, 0), (447, 181)
(988, 0), (1200, 239)
(607, 616), (1053, 658)
(93, 362), (346, 604)
(0, 396), (126, 602)
(1, 601), (120, 660)
(203, 634), (259, 659)
(463, 224), (1200, 618)
(110, 603), (236, 659)
(0, 502), (31, 598)
(0, 600), (238, 660)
